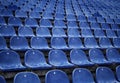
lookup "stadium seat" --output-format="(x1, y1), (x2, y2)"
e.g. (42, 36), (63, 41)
(101, 23), (111, 30)
(0, 17), (6, 25)
(113, 38), (120, 48)
(87, 16), (96, 22)
(54, 20), (66, 28)
(70, 49), (94, 66)
(117, 30), (120, 37)
(94, 29), (106, 38)
(89, 48), (111, 65)
(110, 24), (120, 30)
(97, 17), (105, 23)
(51, 37), (68, 49)
(10, 36), (30, 50)
(67, 21), (78, 28)
(106, 48), (120, 63)
(66, 14), (76, 21)
(67, 28), (81, 37)
(14, 72), (41, 83)
(105, 18), (114, 24)
(0, 36), (8, 50)
(0, 9), (13, 17)
(72, 68), (94, 83)
(0, 76), (6, 83)
(45, 70), (69, 83)
(68, 37), (84, 49)
(77, 15), (87, 22)
(79, 22), (90, 29)
(25, 18), (39, 27)
(8, 17), (23, 26)
(81, 29), (93, 37)
(114, 19), (120, 24)
(99, 38), (113, 48)
(18, 27), (34, 37)
(0, 50), (26, 71)
(96, 67), (118, 83)
(42, 12), (53, 19)
(52, 28), (67, 37)
(29, 12), (41, 18)
(55, 13), (65, 20)
(106, 30), (117, 38)
(84, 37), (99, 48)
(15, 10), (27, 18)
(116, 65), (120, 81)
(40, 19), (52, 27)
(31, 37), (50, 50)
(0, 25), (16, 37)
(90, 22), (101, 29)
(48, 50), (74, 68)
(36, 27), (51, 37)
(25, 50), (52, 69)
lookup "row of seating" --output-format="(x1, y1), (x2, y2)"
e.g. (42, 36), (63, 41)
(0, 49), (120, 71)
(0, 26), (120, 37)
(1, 66), (120, 83)
(1, 36), (120, 50)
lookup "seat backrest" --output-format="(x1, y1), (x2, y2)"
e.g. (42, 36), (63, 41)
(54, 20), (66, 28)
(48, 50), (69, 64)
(45, 70), (69, 83)
(99, 38), (112, 47)
(0, 76), (6, 83)
(94, 29), (105, 37)
(96, 67), (117, 83)
(0, 25), (16, 37)
(0, 50), (22, 66)
(0, 36), (8, 50)
(81, 29), (93, 37)
(67, 28), (80, 37)
(72, 68), (94, 83)
(116, 65), (120, 81)
(40, 19), (52, 27)
(113, 38), (120, 47)
(106, 30), (116, 38)
(25, 50), (47, 65)
(67, 21), (78, 28)
(8, 17), (22, 26)
(52, 28), (66, 37)
(25, 18), (38, 27)
(14, 72), (41, 83)
(18, 27), (34, 37)
(79, 22), (90, 29)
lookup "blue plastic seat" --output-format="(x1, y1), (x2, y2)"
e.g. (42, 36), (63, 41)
(51, 37), (68, 49)
(0, 17), (6, 25)
(0, 36), (8, 50)
(67, 21), (78, 28)
(36, 27), (51, 37)
(87, 16), (96, 22)
(113, 38), (120, 48)
(52, 28), (67, 37)
(106, 48), (120, 63)
(18, 27), (34, 37)
(10, 36), (30, 50)
(90, 23), (101, 29)
(67, 28), (80, 37)
(84, 37), (99, 48)
(89, 48), (111, 65)
(105, 18), (114, 24)
(0, 9), (13, 17)
(99, 38), (113, 48)
(48, 50), (74, 68)
(15, 10), (27, 18)
(0, 76), (6, 83)
(117, 30), (120, 37)
(70, 49), (94, 66)
(81, 29), (93, 37)
(25, 50), (52, 69)
(8, 17), (23, 26)
(101, 23), (111, 30)
(77, 15), (87, 22)
(72, 68), (94, 83)
(68, 37), (84, 49)
(33, 7), (42, 12)
(116, 65), (120, 81)
(42, 12), (53, 19)
(29, 12), (41, 18)
(106, 30), (117, 38)
(97, 17), (105, 23)
(66, 14), (76, 21)
(54, 20), (66, 28)
(40, 19), (52, 27)
(14, 72), (41, 83)
(79, 22), (90, 29)
(111, 24), (120, 30)
(55, 13), (65, 20)
(31, 37), (50, 50)
(0, 50), (26, 71)
(96, 67), (118, 83)
(114, 19), (120, 24)
(25, 18), (38, 27)
(94, 29), (106, 38)
(45, 70), (69, 83)
(0, 25), (16, 37)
